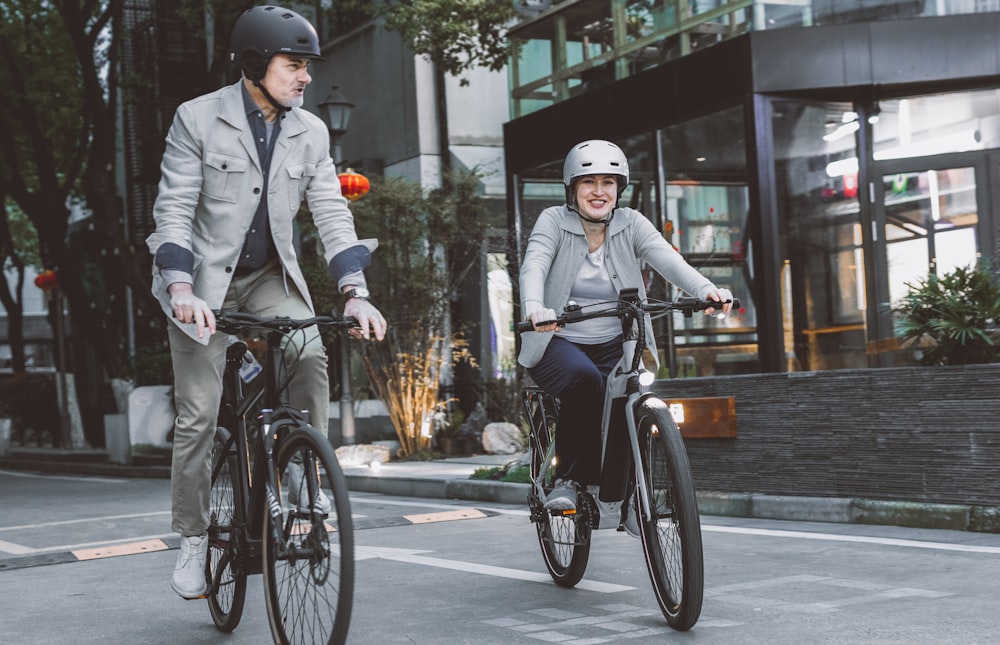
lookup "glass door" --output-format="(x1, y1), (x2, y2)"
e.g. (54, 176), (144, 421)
(871, 155), (987, 364)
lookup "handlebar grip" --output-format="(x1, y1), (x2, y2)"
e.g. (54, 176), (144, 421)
(515, 320), (536, 333)
(731, 298), (741, 310)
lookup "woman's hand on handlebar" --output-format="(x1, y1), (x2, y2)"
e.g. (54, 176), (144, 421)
(704, 288), (735, 316)
(526, 304), (559, 333)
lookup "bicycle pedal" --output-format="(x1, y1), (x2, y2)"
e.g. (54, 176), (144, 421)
(553, 509), (577, 517)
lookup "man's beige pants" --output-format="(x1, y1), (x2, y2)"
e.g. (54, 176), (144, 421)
(167, 262), (328, 536)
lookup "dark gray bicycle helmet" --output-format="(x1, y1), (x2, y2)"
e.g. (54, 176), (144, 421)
(229, 5), (323, 81)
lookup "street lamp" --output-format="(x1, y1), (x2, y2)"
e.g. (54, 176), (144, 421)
(316, 85), (357, 448)
(317, 85), (354, 165)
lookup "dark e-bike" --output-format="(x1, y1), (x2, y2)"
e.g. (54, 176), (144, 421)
(205, 310), (357, 645)
(518, 290), (738, 631)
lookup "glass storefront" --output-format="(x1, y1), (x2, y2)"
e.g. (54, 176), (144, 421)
(510, 86), (999, 377)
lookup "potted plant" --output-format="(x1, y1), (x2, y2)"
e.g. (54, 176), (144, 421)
(433, 407), (464, 456)
(894, 260), (1000, 365)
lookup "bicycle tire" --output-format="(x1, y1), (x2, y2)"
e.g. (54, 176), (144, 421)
(527, 393), (591, 587)
(634, 398), (704, 630)
(207, 427), (248, 632)
(263, 426), (354, 645)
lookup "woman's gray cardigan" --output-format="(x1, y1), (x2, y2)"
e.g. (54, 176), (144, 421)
(518, 205), (717, 369)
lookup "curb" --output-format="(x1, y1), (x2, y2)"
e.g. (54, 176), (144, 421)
(3, 456), (997, 533)
(344, 473), (531, 505)
(696, 491), (1000, 532)
(344, 473), (1000, 533)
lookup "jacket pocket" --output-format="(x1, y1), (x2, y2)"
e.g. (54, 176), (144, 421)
(202, 152), (247, 203)
(286, 162), (318, 212)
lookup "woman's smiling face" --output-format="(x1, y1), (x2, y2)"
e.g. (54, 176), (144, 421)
(574, 174), (619, 220)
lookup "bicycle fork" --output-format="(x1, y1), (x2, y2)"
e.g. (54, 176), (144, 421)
(624, 392), (655, 524)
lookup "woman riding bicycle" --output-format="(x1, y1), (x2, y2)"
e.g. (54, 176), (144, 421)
(519, 139), (733, 512)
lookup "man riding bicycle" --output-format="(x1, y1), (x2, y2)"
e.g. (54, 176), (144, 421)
(146, 5), (386, 600)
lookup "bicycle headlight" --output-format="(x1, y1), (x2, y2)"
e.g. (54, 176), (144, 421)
(638, 370), (655, 386)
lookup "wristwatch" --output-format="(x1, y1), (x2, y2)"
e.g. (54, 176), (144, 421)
(343, 287), (370, 301)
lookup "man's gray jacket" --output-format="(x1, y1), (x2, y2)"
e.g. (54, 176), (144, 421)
(146, 80), (376, 343)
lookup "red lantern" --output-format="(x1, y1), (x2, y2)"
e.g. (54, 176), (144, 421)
(338, 169), (370, 202)
(34, 269), (59, 291)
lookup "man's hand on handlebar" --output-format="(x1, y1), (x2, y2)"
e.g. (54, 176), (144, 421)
(704, 288), (735, 316)
(169, 283), (216, 339)
(344, 298), (387, 341)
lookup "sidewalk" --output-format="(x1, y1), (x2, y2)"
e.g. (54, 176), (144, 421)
(1, 447), (995, 532)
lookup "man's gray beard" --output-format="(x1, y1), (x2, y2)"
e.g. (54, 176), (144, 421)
(282, 95), (304, 108)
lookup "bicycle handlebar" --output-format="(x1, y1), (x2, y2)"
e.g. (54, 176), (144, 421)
(213, 310), (360, 335)
(515, 297), (740, 334)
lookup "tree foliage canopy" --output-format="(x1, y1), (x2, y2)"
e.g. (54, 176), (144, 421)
(335, 0), (519, 83)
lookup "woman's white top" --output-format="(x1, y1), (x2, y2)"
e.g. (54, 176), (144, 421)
(556, 243), (621, 344)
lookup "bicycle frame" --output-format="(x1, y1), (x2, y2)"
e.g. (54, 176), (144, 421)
(599, 294), (661, 525)
(216, 329), (311, 558)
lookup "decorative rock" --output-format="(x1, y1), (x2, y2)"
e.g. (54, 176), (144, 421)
(482, 422), (526, 455)
(335, 443), (391, 466)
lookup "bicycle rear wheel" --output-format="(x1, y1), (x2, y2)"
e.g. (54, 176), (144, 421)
(263, 426), (354, 645)
(526, 391), (591, 587)
(634, 398), (704, 630)
(207, 427), (248, 632)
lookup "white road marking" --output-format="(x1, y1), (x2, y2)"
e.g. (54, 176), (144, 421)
(0, 469), (125, 484)
(703, 524), (1000, 554)
(4, 533), (176, 556)
(350, 494), (530, 517)
(0, 539), (34, 555)
(0, 511), (171, 532)
(356, 545), (634, 593)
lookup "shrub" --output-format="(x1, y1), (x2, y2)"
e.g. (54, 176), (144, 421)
(894, 261), (1000, 366)
(0, 373), (60, 445)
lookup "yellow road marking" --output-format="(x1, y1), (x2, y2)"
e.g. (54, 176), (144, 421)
(404, 509), (487, 524)
(72, 539), (170, 561)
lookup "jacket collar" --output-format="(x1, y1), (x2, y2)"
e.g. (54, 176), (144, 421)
(216, 80), (309, 172)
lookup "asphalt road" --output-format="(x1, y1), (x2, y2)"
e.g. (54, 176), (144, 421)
(2, 468), (998, 644)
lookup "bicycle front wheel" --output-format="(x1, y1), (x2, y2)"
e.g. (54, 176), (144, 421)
(634, 398), (704, 631)
(207, 427), (248, 632)
(263, 426), (354, 645)
(527, 392), (591, 587)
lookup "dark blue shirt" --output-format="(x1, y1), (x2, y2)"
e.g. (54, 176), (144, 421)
(235, 83), (281, 274)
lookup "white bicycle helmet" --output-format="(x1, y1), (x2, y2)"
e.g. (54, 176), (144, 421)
(562, 139), (629, 204)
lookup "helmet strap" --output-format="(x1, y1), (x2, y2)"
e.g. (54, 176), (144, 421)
(567, 200), (616, 227)
(252, 78), (292, 114)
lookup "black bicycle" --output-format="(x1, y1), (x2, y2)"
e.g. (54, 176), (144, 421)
(518, 290), (738, 631)
(206, 310), (357, 644)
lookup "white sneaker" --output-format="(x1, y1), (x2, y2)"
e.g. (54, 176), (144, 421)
(543, 479), (578, 511)
(285, 461), (331, 515)
(171, 533), (209, 599)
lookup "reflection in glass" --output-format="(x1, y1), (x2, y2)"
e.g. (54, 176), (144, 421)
(773, 99), (867, 371)
(659, 105), (757, 377)
(873, 90), (1000, 161)
(883, 167), (979, 307)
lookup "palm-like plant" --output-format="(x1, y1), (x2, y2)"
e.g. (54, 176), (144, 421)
(894, 261), (1000, 366)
